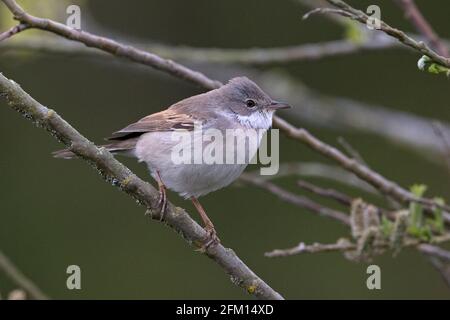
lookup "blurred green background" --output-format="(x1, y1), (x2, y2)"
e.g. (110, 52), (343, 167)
(0, 0), (449, 299)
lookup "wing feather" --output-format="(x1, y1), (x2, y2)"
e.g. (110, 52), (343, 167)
(107, 110), (203, 140)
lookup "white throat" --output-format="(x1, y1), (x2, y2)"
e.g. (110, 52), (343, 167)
(235, 110), (274, 129)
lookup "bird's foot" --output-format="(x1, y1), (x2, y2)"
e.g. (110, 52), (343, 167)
(156, 182), (168, 221)
(146, 176), (168, 220)
(197, 225), (220, 252)
(151, 171), (168, 221)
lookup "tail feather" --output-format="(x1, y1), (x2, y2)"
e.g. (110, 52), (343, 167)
(52, 138), (138, 159)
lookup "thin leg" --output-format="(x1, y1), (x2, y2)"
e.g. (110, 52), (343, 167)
(191, 196), (220, 249)
(155, 171), (167, 221)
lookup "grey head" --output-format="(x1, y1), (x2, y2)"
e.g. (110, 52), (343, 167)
(219, 77), (290, 115)
(207, 77), (290, 129)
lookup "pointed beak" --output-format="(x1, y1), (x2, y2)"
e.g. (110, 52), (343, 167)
(267, 101), (291, 110)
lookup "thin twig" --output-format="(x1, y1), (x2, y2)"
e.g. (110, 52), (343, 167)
(240, 174), (350, 225)
(244, 162), (376, 193)
(265, 234), (450, 258)
(0, 73), (283, 300)
(394, 0), (449, 57)
(321, 0), (450, 68)
(297, 179), (352, 206)
(0, 250), (48, 300)
(302, 7), (351, 20)
(265, 240), (354, 257)
(337, 137), (367, 166)
(0, 22), (28, 42)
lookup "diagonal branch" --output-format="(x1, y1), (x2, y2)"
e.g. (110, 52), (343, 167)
(321, 0), (450, 68)
(0, 22), (28, 42)
(240, 173), (350, 225)
(0, 73), (283, 300)
(394, 0), (449, 57)
(1, 0), (221, 90)
(0, 250), (48, 300)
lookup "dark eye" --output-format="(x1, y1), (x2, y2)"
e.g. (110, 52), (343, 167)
(246, 99), (256, 108)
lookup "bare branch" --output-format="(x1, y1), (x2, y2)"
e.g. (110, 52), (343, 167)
(265, 234), (450, 258)
(337, 137), (368, 166)
(394, 0), (449, 57)
(322, 0), (450, 68)
(244, 162), (376, 193)
(0, 0), (221, 90)
(297, 180), (352, 206)
(0, 250), (48, 300)
(240, 174), (350, 225)
(265, 240), (354, 258)
(0, 23), (28, 42)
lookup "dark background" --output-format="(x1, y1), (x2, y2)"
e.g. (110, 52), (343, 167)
(0, 0), (449, 299)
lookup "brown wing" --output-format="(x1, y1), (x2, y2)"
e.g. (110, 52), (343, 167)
(107, 109), (203, 141)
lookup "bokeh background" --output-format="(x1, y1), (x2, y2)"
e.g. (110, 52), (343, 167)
(0, 0), (449, 299)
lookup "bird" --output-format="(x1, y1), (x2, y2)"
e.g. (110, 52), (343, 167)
(53, 77), (290, 248)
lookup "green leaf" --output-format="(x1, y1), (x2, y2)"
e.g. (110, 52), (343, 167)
(418, 55), (450, 76)
(409, 184), (427, 229)
(410, 184), (427, 197)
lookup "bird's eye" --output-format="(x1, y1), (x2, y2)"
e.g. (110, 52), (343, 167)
(246, 99), (256, 108)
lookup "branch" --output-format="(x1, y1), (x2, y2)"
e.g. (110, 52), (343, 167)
(0, 73), (283, 300)
(0, 22), (28, 42)
(394, 0), (449, 57)
(265, 240), (354, 257)
(0, 250), (48, 300)
(297, 179), (352, 206)
(274, 116), (450, 219)
(320, 0), (450, 68)
(244, 162), (376, 193)
(337, 136), (368, 167)
(240, 173), (350, 225)
(265, 234), (450, 258)
(0, 0), (221, 90)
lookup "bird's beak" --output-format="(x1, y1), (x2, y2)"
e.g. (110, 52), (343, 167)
(267, 101), (291, 110)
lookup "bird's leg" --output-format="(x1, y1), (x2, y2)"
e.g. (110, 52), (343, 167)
(154, 171), (168, 221)
(191, 196), (220, 249)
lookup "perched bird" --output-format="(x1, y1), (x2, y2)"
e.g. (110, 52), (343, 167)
(54, 77), (290, 247)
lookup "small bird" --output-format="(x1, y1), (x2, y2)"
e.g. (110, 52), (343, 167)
(54, 77), (290, 248)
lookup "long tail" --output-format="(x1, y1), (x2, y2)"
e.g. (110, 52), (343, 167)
(52, 138), (138, 159)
